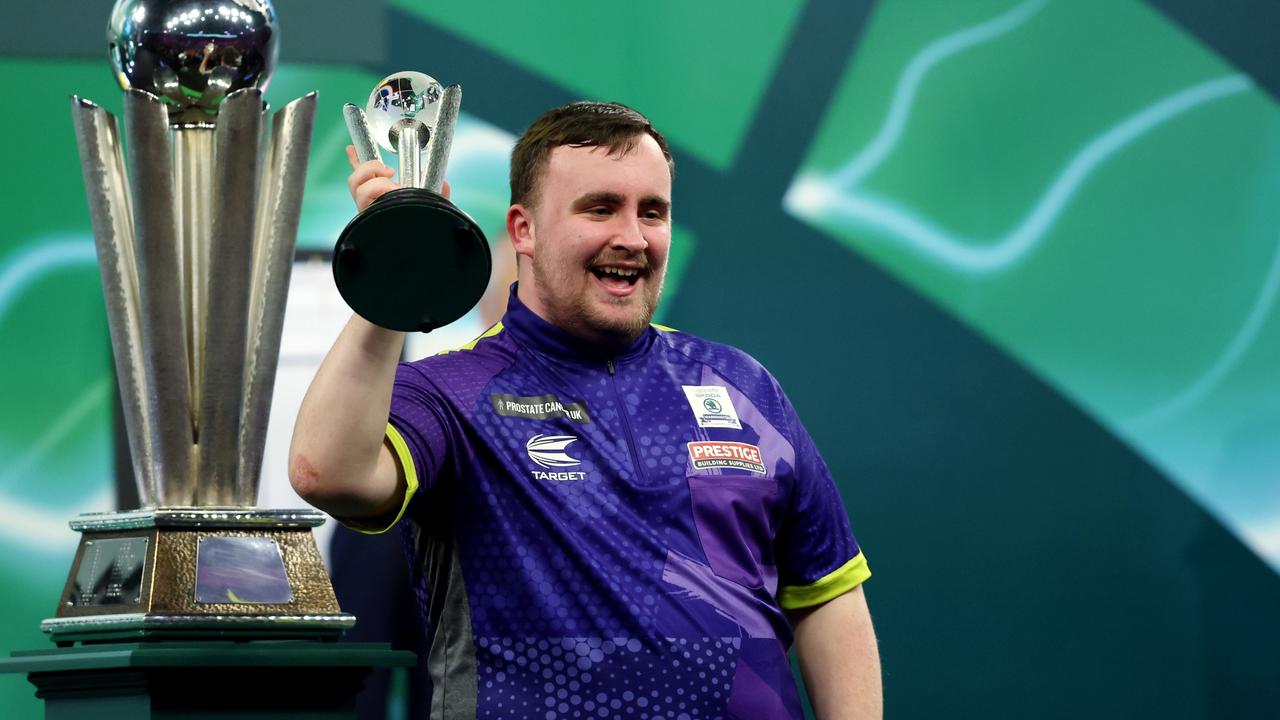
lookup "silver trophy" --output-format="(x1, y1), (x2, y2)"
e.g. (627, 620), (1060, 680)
(47, 0), (351, 642)
(334, 71), (491, 332)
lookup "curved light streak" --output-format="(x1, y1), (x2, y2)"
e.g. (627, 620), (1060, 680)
(833, 0), (1047, 188)
(0, 239), (97, 321)
(789, 74), (1251, 271)
(1134, 232), (1280, 426)
(0, 238), (111, 550)
(0, 375), (111, 488)
(0, 486), (113, 552)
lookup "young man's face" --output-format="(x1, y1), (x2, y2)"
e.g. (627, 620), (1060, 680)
(519, 134), (672, 347)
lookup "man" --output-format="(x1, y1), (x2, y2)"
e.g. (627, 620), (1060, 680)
(291, 102), (881, 719)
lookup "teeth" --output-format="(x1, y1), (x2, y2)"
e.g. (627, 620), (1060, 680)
(598, 267), (637, 277)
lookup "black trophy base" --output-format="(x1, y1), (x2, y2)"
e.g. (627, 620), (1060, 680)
(0, 641), (415, 719)
(334, 187), (491, 332)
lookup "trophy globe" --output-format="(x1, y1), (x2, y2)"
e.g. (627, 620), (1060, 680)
(365, 71), (443, 158)
(109, 0), (278, 124)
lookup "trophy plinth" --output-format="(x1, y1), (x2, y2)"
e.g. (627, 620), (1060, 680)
(44, 509), (346, 643)
(52, 0), (353, 644)
(334, 71), (491, 332)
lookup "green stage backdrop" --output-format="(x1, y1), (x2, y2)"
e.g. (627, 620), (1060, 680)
(1, 1), (1278, 717)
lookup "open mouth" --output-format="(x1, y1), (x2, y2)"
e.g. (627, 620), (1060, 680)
(591, 266), (642, 288)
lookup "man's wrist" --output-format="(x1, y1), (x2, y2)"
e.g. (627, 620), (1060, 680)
(349, 313), (406, 355)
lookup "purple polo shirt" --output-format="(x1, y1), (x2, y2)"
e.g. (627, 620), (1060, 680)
(375, 287), (869, 719)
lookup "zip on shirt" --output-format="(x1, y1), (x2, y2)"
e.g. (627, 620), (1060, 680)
(607, 359), (646, 485)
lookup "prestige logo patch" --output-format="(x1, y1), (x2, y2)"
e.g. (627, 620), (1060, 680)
(687, 441), (766, 474)
(682, 385), (742, 429)
(492, 393), (591, 424)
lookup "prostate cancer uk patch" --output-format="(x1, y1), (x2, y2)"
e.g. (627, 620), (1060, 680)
(682, 385), (741, 429)
(687, 441), (767, 474)
(492, 393), (591, 424)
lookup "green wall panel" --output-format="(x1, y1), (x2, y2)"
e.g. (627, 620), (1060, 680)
(388, 0), (806, 171)
(785, 0), (1280, 570)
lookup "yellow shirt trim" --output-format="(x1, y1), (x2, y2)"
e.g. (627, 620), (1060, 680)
(777, 551), (871, 610)
(340, 423), (420, 535)
(651, 323), (679, 333)
(436, 322), (504, 355)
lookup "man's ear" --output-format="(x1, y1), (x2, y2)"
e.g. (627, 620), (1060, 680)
(507, 204), (535, 261)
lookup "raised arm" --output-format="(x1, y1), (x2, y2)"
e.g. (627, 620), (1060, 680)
(287, 147), (408, 521)
(288, 313), (405, 521)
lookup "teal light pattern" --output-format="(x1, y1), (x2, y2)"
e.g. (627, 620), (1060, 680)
(786, 0), (1280, 567)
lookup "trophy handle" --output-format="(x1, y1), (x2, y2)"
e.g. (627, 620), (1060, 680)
(343, 103), (380, 165)
(422, 85), (460, 194)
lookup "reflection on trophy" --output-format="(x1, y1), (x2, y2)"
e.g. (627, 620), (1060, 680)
(47, 0), (352, 641)
(334, 71), (491, 332)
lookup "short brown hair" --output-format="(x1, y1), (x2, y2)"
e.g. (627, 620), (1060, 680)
(509, 101), (675, 207)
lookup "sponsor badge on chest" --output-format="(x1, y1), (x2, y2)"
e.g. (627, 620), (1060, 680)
(682, 385), (742, 430)
(687, 441), (766, 474)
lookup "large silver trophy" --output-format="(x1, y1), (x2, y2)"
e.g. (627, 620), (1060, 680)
(334, 71), (491, 332)
(47, 0), (351, 642)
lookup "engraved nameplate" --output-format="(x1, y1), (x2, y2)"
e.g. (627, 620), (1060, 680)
(195, 536), (293, 604)
(70, 536), (147, 607)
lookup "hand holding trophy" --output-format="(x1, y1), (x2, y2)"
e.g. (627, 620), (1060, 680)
(334, 72), (491, 332)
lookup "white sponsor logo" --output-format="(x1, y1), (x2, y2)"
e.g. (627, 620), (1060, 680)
(526, 434), (581, 469)
(531, 470), (587, 481)
(682, 385), (742, 429)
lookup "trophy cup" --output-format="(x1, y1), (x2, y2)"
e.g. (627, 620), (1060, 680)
(47, 0), (352, 642)
(333, 71), (491, 332)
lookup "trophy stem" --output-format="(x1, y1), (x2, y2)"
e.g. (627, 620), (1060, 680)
(172, 125), (215, 441)
(396, 121), (424, 189)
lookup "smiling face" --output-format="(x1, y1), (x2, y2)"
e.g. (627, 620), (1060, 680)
(509, 134), (673, 349)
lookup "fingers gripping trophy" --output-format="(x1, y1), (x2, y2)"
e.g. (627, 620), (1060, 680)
(334, 71), (491, 332)
(50, 0), (352, 641)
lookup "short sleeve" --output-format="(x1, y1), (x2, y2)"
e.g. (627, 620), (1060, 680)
(339, 361), (453, 534)
(774, 393), (870, 610)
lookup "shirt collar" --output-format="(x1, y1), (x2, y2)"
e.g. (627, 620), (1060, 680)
(501, 284), (657, 363)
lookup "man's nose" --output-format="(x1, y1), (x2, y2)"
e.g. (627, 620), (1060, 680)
(611, 217), (648, 253)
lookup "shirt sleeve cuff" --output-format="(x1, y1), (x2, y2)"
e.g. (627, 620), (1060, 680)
(777, 551), (871, 610)
(335, 422), (421, 535)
